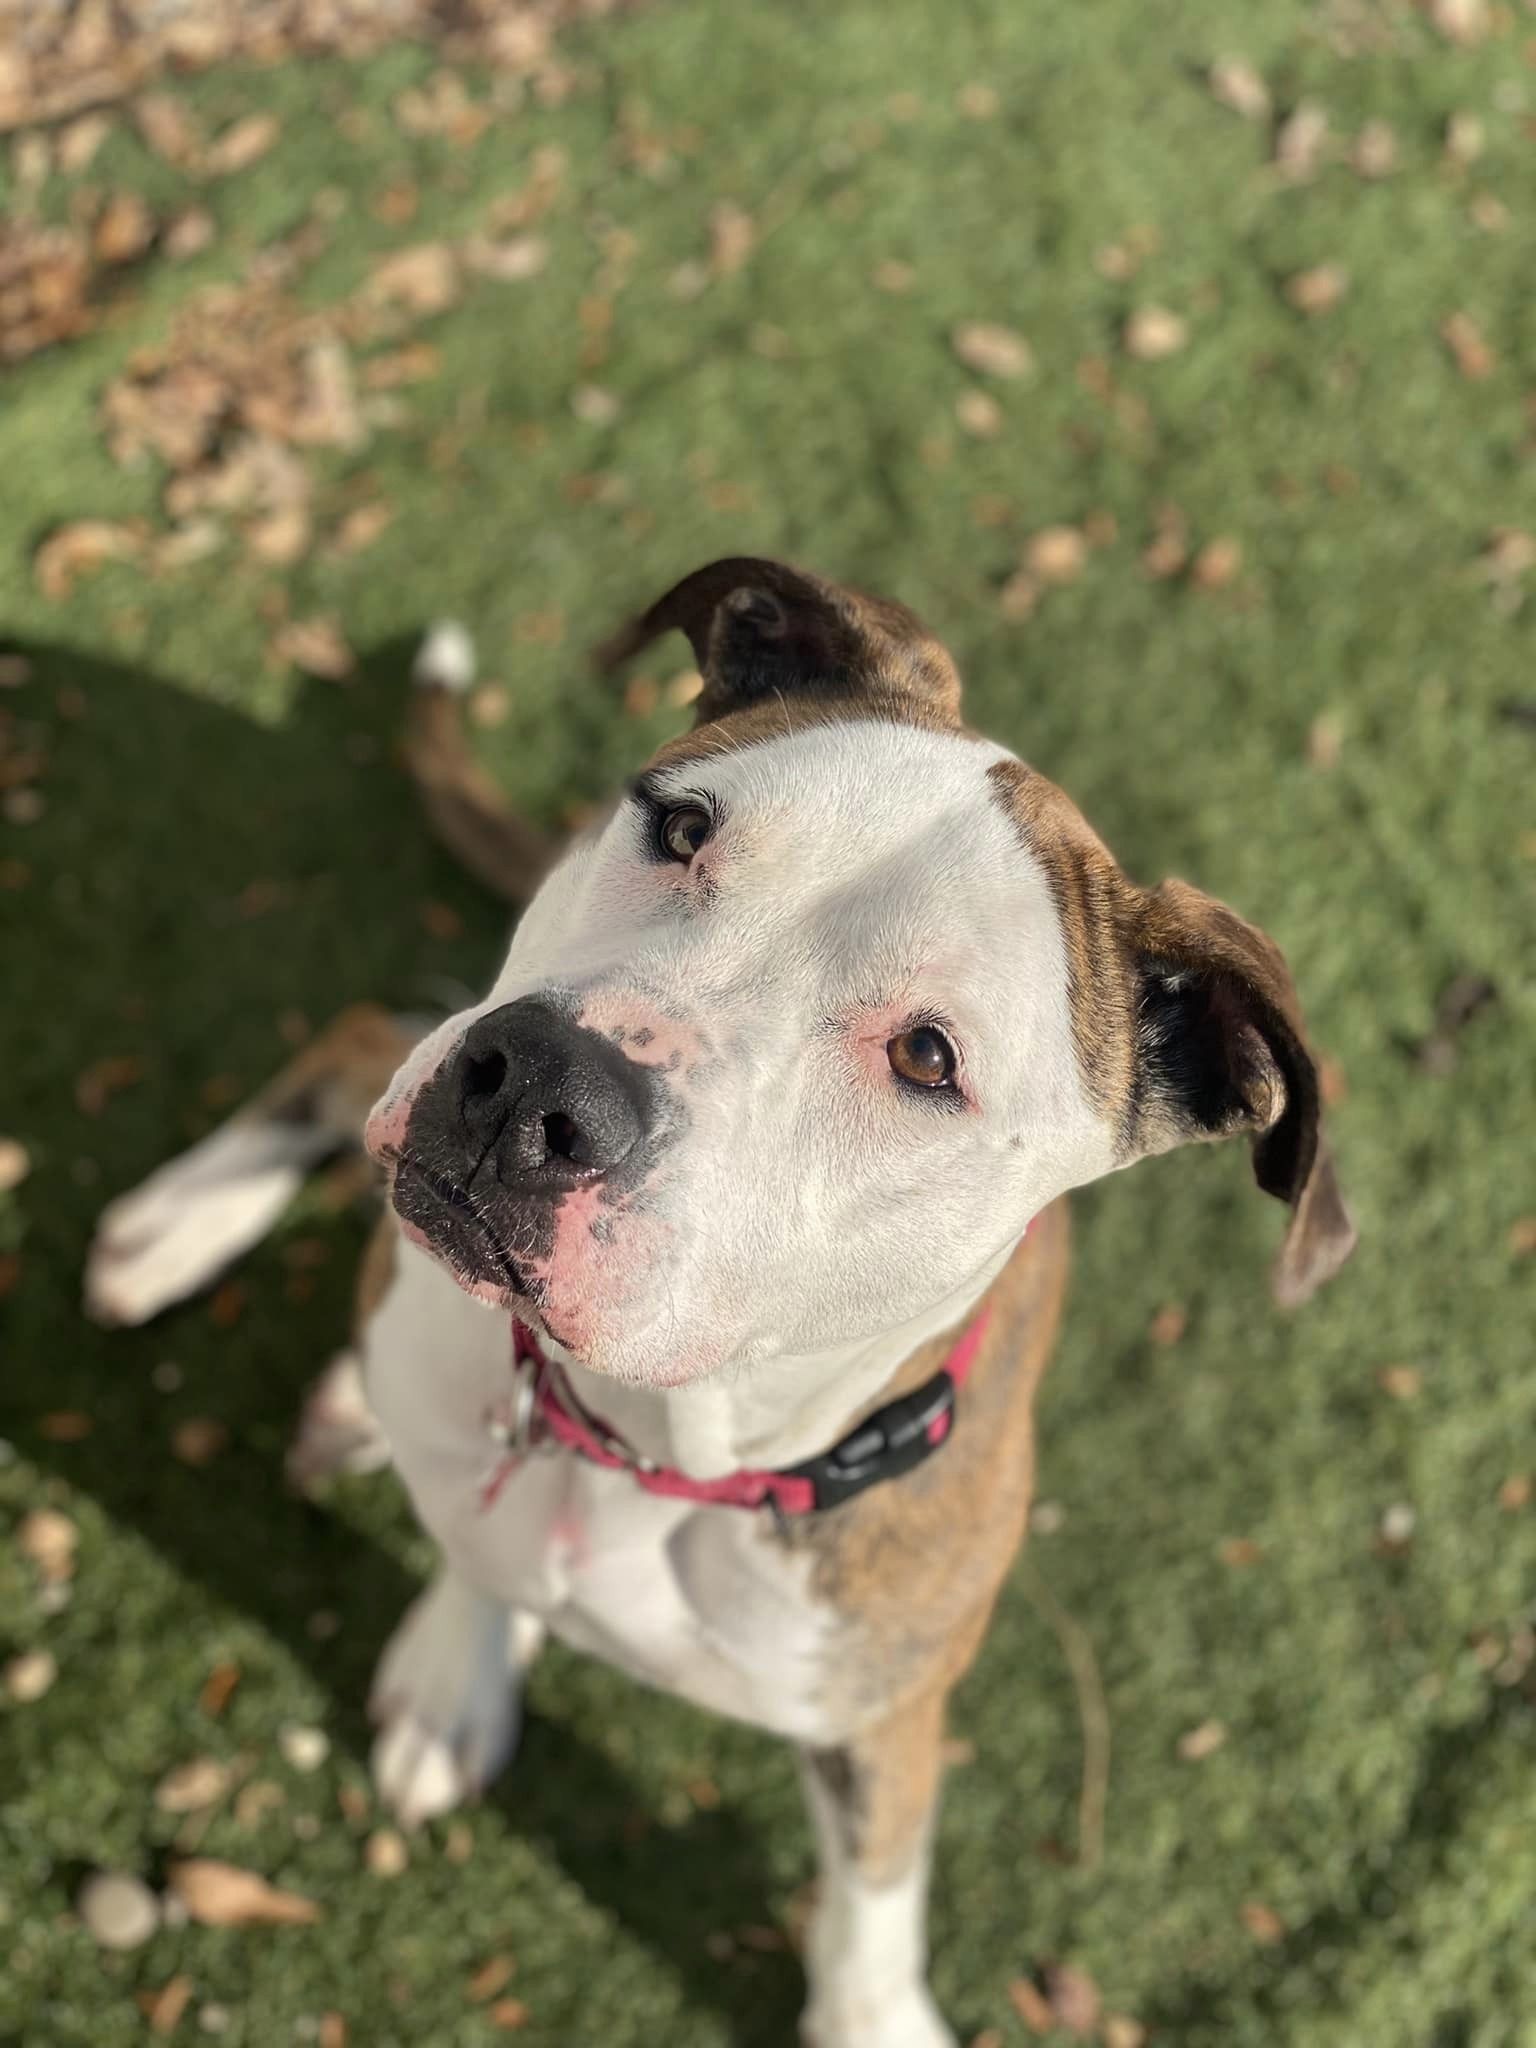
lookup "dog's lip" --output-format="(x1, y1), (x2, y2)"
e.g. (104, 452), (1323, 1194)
(391, 1162), (532, 1297)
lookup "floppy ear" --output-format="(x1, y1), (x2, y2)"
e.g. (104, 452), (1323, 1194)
(1129, 879), (1356, 1306)
(593, 556), (963, 728)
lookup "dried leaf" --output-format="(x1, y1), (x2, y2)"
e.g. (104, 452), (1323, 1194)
(1148, 1303), (1187, 1347)
(57, 112), (112, 173)
(272, 617), (355, 681)
(1445, 113), (1484, 166)
(571, 384), (620, 426)
(1431, 0), (1489, 45)
(368, 243), (459, 315)
(156, 1757), (233, 1813)
(951, 322), (1033, 380)
(365, 1828), (408, 1877)
(168, 1858), (321, 1927)
(709, 200), (755, 277)
(1275, 101), (1329, 181)
(18, 1507), (77, 1582)
(1352, 121), (1397, 179)
(199, 1660), (241, 1717)
(957, 82), (1000, 119)
(363, 341), (441, 389)
(872, 258), (916, 294)
(1442, 312), (1495, 380)
(1177, 1718), (1228, 1761)
(1043, 1962), (1100, 2038)
(5, 1649), (58, 1701)
(1498, 1473), (1532, 1510)
(144, 1973), (194, 2034)
(39, 1410), (93, 1442)
(1377, 1365), (1422, 1402)
(1123, 305), (1187, 361)
(204, 113), (280, 177)
(172, 1417), (229, 1466)
(463, 234), (548, 282)
(998, 569), (1040, 622)
(1191, 537), (1243, 589)
(1007, 1976), (1054, 2033)
(1208, 57), (1270, 122)
(1509, 1221), (1536, 1259)
(134, 94), (201, 167)
(333, 502), (395, 554)
(75, 1053), (145, 1114)
(35, 521), (143, 600)
(1103, 2020), (1148, 2048)
(489, 2001), (531, 2031)
(164, 208), (216, 262)
(955, 389), (1003, 439)
(469, 1956), (517, 2002)
(1219, 1537), (1263, 1567)
(1241, 1900), (1286, 1946)
(1285, 263), (1349, 317)
(1024, 526), (1087, 585)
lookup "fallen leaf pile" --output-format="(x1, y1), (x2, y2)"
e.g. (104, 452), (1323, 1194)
(0, 0), (618, 134)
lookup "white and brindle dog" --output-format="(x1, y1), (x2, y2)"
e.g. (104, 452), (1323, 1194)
(88, 558), (1356, 2048)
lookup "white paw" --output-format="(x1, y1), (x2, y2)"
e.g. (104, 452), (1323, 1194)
(801, 1988), (957, 2048)
(369, 1576), (529, 1827)
(84, 1121), (323, 1325)
(285, 1351), (393, 1488)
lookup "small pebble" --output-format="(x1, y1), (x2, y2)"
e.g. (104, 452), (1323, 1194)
(78, 1870), (161, 1951)
(199, 2006), (232, 2035)
(279, 1724), (331, 1773)
(1030, 1500), (1066, 1536)
(0, 1137), (30, 1191)
(5, 1648), (58, 1701)
(1380, 1502), (1416, 1546)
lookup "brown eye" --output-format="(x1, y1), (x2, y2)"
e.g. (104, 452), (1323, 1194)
(659, 803), (712, 863)
(887, 1026), (957, 1091)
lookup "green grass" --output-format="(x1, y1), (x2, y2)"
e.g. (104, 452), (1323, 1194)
(3, 3), (1535, 2043)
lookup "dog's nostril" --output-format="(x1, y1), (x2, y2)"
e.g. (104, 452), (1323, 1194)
(462, 1049), (507, 1101)
(542, 1111), (582, 1164)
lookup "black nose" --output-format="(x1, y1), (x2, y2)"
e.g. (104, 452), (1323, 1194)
(449, 998), (650, 1193)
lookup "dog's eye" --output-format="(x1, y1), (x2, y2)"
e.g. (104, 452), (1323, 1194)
(659, 803), (713, 863)
(887, 1027), (957, 1091)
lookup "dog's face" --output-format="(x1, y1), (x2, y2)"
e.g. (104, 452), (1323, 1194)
(367, 560), (1354, 1385)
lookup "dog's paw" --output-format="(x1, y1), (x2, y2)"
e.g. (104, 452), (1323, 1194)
(84, 1122), (320, 1326)
(800, 1990), (957, 2048)
(285, 1351), (392, 1489)
(369, 1575), (529, 1828)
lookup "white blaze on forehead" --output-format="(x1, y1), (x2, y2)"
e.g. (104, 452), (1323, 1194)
(625, 719), (1103, 1140)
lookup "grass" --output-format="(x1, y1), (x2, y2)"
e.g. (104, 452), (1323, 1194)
(2, 2), (1534, 2042)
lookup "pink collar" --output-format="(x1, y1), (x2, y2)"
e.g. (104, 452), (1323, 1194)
(481, 1304), (994, 1520)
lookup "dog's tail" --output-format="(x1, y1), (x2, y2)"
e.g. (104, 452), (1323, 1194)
(403, 621), (552, 905)
(85, 624), (555, 1327)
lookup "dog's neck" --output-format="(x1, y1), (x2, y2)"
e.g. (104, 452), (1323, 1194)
(552, 1243), (1017, 1479)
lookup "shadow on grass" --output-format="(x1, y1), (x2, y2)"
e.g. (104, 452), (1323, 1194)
(0, 635), (801, 2043)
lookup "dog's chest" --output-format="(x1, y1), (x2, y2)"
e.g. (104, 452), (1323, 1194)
(366, 1247), (844, 1741)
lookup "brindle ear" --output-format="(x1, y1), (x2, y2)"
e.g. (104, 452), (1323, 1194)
(1129, 879), (1356, 1305)
(592, 556), (962, 728)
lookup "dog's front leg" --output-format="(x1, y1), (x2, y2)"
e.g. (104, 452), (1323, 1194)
(369, 1565), (546, 1828)
(798, 1689), (955, 2048)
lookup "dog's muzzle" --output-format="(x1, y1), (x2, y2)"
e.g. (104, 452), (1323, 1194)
(392, 996), (659, 1290)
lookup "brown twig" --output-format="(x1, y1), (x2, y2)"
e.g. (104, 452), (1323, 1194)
(1020, 1556), (1111, 1870)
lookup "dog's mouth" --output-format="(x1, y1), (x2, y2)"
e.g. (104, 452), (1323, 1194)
(390, 1161), (536, 1303)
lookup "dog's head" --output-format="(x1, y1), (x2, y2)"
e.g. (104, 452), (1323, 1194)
(366, 558), (1354, 1384)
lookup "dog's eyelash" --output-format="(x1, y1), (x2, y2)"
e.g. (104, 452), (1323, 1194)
(629, 777), (721, 860)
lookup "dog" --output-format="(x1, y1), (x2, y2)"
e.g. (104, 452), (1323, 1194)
(87, 558), (1356, 2047)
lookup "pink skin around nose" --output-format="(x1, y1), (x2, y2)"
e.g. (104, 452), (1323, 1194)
(575, 992), (707, 1076)
(363, 1088), (414, 1163)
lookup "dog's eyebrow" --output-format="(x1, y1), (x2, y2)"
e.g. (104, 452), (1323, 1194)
(627, 771), (670, 811)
